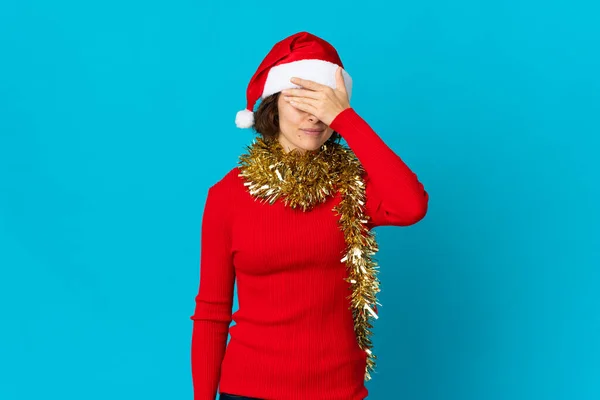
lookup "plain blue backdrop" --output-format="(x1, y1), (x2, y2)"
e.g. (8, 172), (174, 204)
(1, 1), (598, 399)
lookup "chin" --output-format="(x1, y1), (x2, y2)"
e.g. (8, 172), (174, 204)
(301, 142), (325, 151)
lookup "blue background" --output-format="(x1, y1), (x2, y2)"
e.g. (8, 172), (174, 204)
(1, 1), (598, 399)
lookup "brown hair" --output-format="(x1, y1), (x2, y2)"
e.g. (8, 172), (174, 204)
(252, 92), (341, 144)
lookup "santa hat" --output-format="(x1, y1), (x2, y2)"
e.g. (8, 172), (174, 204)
(235, 31), (353, 129)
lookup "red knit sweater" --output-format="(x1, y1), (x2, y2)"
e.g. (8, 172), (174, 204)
(190, 108), (429, 400)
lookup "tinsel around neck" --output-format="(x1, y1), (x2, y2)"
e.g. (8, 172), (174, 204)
(237, 137), (352, 211)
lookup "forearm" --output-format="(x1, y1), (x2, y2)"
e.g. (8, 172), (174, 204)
(329, 108), (429, 225)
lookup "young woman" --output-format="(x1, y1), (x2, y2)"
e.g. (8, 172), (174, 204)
(190, 31), (429, 400)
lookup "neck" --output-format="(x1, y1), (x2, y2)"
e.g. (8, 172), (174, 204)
(277, 135), (305, 155)
(268, 137), (321, 160)
(275, 136), (329, 159)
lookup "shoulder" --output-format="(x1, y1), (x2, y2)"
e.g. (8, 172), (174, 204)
(210, 166), (243, 190)
(201, 167), (243, 227)
(206, 166), (245, 201)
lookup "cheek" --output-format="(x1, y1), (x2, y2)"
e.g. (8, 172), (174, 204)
(280, 103), (304, 126)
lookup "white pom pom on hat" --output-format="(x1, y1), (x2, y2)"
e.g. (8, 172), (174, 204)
(235, 31), (353, 129)
(235, 108), (255, 128)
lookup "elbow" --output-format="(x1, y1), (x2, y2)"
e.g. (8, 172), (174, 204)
(189, 297), (234, 324)
(409, 196), (429, 224)
(412, 190), (429, 223)
(399, 177), (429, 225)
(395, 189), (429, 226)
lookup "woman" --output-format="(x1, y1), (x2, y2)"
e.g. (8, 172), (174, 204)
(190, 31), (429, 400)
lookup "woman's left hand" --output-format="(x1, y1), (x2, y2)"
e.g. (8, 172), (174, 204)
(281, 66), (351, 126)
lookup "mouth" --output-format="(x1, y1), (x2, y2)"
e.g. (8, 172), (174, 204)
(301, 128), (325, 135)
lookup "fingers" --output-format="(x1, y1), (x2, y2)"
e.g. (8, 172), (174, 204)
(283, 96), (317, 113)
(281, 88), (324, 99)
(290, 76), (323, 90)
(289, 68), (345, 95)
(335, 66), (346, 93)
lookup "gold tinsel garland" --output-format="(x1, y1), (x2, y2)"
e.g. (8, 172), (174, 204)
(237, 136), (381, 381)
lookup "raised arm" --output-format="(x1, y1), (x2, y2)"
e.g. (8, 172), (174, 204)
(189, 184), (235, 400)
(329, 108), (429, 228)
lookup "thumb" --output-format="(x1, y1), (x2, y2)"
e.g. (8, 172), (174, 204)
(335, 66), (347, 93)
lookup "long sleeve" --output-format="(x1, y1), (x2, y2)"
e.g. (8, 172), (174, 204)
(189, 184), (236, 400)
(329, 107), (429, 228)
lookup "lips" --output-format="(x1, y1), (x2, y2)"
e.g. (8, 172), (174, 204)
(301, 129), (324, 133)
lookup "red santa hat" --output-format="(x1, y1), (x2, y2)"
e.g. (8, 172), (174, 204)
(235, 31), (353, 129)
